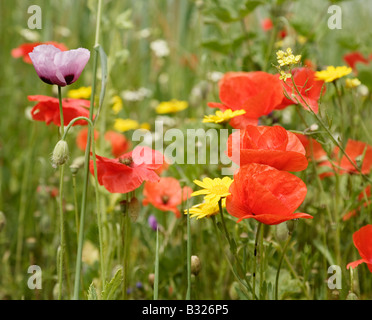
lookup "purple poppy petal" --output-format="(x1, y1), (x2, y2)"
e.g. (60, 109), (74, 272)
(53, 48), (90, 85)
(29, 44), (66, 86)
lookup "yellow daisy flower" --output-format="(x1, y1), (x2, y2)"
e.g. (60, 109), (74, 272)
(191, 177), (233, 204)
(185, 199), (226, 220)
(140, 122), (151, 130)
(315, 66), (352, 83)
(111, 95), (123, 114)
(67, 86), (92, 99)
(345, 78), (361, 88)
(155, 99), (188, 114)
(202, 109), (246, 124)
(114, 118), (140, 132)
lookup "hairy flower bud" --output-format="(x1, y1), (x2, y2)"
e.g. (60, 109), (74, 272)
(191, 255), (201, 276)
(51, 140), (69, 167)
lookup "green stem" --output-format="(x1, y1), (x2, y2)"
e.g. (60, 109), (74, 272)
(253, 222), (262, 300)
(15, 122), (37, 278)
(57, 86), (65, 300)
(275, 234), (291, 300)
(290, 77), (371, 183)
(58, 86), (65, 136)
(217, 200), (257, 299)
(186, 203), (191, 300)
(73, 0), (102, 300)
(154, 226), (160, 300)
(58, 164), (65, 300)
(122, 200), (131, 300)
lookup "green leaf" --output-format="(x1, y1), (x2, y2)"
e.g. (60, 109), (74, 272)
(101, 267), (123, 300)
(87, 282), (98, 300)
(313, 239), (336, 266)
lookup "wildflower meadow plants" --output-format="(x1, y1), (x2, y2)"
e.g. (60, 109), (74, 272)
(1, 0), (372, 304)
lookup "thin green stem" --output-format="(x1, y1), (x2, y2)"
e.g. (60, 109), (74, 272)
(290, 76), (371, 183)
(275, 234), (292, 300)
(186, 202), (191, 300)
(57, 86), (66, 300)
(253, 222), (262, 300)
(154, 227), (159, 300)
(57, 86), (65, 136)
(73, 51), (99, 301)
(15, 122), (37, 278)
(73, 0), (102, 300)
(57, 164), (65, 300)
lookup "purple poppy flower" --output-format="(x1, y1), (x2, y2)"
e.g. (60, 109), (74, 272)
(148, 215), (158, 231)
(29, 44), (90, 87)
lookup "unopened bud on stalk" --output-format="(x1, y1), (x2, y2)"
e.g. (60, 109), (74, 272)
(191, 255), (201, 276)
(148, 273), (155, 286)
(128, 197), (140, 222)
(286, 219), (296, 234)
(276, 222), (289, 241)
(0, 211), (6, 232)
(346, 291), (358, 300)
(51, 140), (69, 167)
(26, 237), (37, 250)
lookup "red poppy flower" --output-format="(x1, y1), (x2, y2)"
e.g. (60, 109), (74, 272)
(76, 127), (99, 151)
(343, 186), (371, 221)
(321, 139), (372, 177)
(227, 125), (308, 172)
(28, 95), (91, 126)
(343, 52), (369, 72)
(208, 71), (284, 128)
(226, 163), (312, 225)
(90, 146), (164, 194)
(347, 225), (372, 272)
(12, 41), (68, 64)
(261, 18), (273, 31)
(275, 67), (325, 113)
(104, 131), (131, 158)
(142, 177), (193, 218)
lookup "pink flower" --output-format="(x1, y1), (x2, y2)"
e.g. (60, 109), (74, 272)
(29, 44), (90, 86)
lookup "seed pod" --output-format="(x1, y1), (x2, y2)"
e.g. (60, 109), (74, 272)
(191, 255), (201, 276)
(51, 140), (69, 167)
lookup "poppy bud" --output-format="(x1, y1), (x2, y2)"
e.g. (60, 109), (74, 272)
(148, 273), (155, 286)
(191, 255), (201, 276)
(346, 292), (358, 300)
(0, 211), (6, 232)
(70, 156), (85, 174)
(276, 222), (289, 241)
(26, 237), (37, 251)
(286, 219), (296, 234)
(128, 197), (140, 222)
(51, 140), (69, 167)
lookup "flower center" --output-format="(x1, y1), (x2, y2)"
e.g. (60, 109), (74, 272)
(119, 156), (133, 166)
(64, 74), (74, 85)
(161, 195), (169, 204)
(210, 185), (229, 196)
